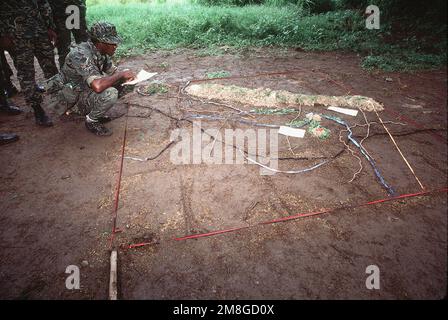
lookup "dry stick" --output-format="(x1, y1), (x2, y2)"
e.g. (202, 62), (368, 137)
(209, 114), (232, 158)
(124, 141), (176, 162)
(338, 128), (364, 183)
(374, 110), (425, 190)
(286, 136), (298, 157)
(357, 108), (375, 161)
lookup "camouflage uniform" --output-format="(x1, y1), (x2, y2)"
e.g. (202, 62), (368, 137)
(53, 22), (131, 123)
(0, 51), (15, 95)
(1, 14), (22, 142)
(0, 18), (11, 103)
(48, 0), (89, 67)
(0, 2), (16, 98)
(2, 0), (58, 123)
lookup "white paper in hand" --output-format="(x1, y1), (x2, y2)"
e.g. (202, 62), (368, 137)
(122, 70), (157, 86)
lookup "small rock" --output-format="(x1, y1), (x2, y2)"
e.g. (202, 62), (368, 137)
(81, 260), (89, 267)
(385, 77), (393, 82)
(61, 175), (71, 180)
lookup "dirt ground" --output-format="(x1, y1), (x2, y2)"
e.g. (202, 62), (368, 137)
(0, 48), (446, 300)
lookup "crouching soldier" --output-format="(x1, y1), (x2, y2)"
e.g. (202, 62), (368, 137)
(47, 22), (135, 136)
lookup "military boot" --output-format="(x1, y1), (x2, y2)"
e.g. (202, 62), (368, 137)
(0, 133), (19, 145)
(5, 84), (19, 98)
(97, 116), (112, 123)
(32, 104), (53, 127)
(85, 120), (112, 136)
(0, 100), (22, 115)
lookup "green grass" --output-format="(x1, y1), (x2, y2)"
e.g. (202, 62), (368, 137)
(206, 70), (231, 78)
(86, 1), (446, 71)
(144, 82), (169, 94)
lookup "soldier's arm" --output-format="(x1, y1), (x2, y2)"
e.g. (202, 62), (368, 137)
(66, 49), (135, 93)
(90, 71), (135, 93)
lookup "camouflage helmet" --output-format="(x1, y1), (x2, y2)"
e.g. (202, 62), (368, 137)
(89, 22), (122, 45)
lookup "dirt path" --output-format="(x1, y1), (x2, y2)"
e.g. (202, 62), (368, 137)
(0, 48), (446, 299)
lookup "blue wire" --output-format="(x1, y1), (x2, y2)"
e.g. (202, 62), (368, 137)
(323, 114), (396, 196)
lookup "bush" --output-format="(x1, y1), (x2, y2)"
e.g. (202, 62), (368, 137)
(193, 0), (264, 5)
(303, 0), (334, 14)
(86, 1), (446, 71)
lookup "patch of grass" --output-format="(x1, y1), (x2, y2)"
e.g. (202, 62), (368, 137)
(158, 62), (170, 69)
(145, 82), (169, 94)
(86, 2), (446, 71)
(361, 52), (447, 72)
(206, 70), (231, 78)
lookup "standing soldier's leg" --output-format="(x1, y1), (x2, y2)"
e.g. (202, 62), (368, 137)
(14, 39), (53, 126)
(54, 17), (72, 68)
(0, 50), (19, 97)
(72, 2), (89, 43)
(33, 31), (58, 79)
(0, 61), (20, 144)
(0, 54), (22, 114)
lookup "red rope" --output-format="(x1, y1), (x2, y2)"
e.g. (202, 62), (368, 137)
(109, 105), (130, 250)
(383, 109), (445, 142)
(124, 70), (446, 248)
(165, 187), (447, 243)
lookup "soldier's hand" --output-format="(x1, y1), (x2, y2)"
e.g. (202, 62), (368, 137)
(48, 29), (58, 45)
(0, 35), (14, 50)
(121, 70), (137, 82)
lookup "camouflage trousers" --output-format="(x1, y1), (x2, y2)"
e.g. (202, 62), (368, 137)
(53, 7), (89, 68)
(11, 33), (58, 106)
(0, 51), (13, 81)
(67, 85), (133, 121)
(0, 54), (10, 106)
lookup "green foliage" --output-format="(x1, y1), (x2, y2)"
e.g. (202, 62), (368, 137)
(286, 117), (330, 139)
(86, 1), (446, 72)
(145, 82), (169, 94)
(206, 70), (231, 78)
(362, 52), (447, 72)
(286, 118), (310, 128)
(303, 0), (334, 14)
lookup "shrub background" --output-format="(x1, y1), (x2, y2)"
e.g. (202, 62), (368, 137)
(85, 0), (447, 71)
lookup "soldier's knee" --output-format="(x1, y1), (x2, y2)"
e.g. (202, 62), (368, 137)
(99, 87), (118, 104)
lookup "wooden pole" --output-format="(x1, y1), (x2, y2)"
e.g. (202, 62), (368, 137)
(109, 250), (118, 300)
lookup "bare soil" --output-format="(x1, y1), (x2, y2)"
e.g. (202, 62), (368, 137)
(0, 48), (446, 299)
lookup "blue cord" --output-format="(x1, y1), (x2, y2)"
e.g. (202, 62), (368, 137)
(323, 114), (396, 196)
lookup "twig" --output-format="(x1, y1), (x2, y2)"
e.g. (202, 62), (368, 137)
(374, 110), (425, 190)
(124, 141), (176, 162)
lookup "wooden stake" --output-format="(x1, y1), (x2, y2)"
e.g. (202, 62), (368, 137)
(109, 250), (118, 300)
